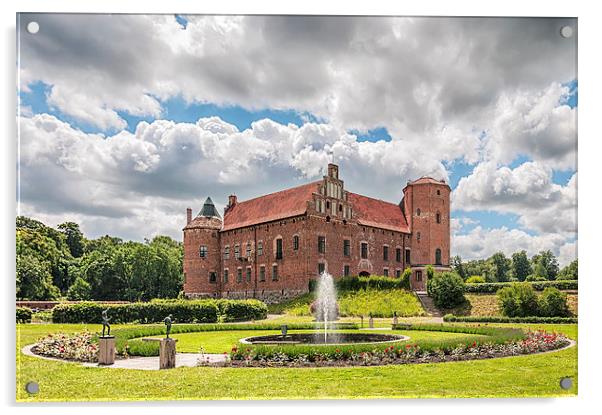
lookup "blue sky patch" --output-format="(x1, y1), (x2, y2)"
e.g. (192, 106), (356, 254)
(349, 127), (392, 142)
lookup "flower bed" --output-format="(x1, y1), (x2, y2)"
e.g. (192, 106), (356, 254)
(222, 330), (570, 367)
(31, 331), (99, 362)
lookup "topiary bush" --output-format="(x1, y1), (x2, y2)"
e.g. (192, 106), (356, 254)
(497, 283), (539, 317)
(539, 287), (571, 317)
(16, 306), (32, 323)
(466, 276), (485, 284)
(426, 272), (466, 309)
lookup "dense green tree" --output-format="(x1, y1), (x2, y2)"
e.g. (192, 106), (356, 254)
(16, 254), (59, 300)
(511, 250), (532, 281)
(58, 222), (85, 258)
(557, 259), (578, 280)
(489, 252), (511, 282)
(66, 277), (92, 300)
(531, 250), (559, 280)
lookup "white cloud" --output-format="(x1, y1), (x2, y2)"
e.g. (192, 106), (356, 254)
(453, 161), (577, 236)
(452, 226), (576, 267)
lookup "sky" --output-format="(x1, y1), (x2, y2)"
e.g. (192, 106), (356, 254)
(17, 14), (577, 265)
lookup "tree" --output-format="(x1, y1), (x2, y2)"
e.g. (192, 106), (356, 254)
(557, 259), (578, 280)
(511, 250), (532, 281)
(426, 272), (466, 309)
(532, 250), (559, 280)
(66, 277), (92, 300)
(490, 252), (511, 282)
(497, 283), (539, 317)
(58, 222), (85, 258)
(526, 262), (548, 281)
(451, 255), (467, 280)
(16, 254), (59, 300)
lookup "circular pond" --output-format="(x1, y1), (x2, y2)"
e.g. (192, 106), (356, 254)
(240, 332), (408, 345)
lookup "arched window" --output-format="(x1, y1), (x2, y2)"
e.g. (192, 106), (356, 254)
(436, 212), (441, 224)
(275, 238), (283, 260)
(417, 232), (421, 242)
(435, 248), (442, 265)
(293, 235), (299, 250)
(246, 243), (252, 258)
(416, 208), (421, 216)
(224, 246), (230, 260)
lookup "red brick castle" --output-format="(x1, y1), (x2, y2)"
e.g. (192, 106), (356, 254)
(183, 163), (450, 302)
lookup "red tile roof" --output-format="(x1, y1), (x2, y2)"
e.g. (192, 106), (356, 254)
(347, 192), (410, 233)
(222, 181), (320, 231)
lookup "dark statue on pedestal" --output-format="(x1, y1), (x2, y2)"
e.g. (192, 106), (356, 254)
(101, 309), (111, 337)
(164, 314), (173, 338)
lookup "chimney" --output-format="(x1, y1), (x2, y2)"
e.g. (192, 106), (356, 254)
(186, 207), (192, 225)
(228, 194), (237, 207)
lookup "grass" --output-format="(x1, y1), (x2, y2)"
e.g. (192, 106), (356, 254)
(16, 320), (577, 401)
(271, 289), (425, 317)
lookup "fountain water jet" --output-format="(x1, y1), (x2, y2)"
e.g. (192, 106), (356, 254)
(313, 271), (339, 343)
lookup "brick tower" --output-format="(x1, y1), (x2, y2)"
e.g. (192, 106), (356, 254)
(182, 197), (222, 298)
(402, 177), (451, 290)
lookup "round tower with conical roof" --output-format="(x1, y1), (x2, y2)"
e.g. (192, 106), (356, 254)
(183, 197), (222, 298)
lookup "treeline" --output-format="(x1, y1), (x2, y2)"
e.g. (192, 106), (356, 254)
(450, 250), (578, 283)
(16, 216), (183, 301)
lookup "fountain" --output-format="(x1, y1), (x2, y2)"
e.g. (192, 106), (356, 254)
(241, 271), (408, 346)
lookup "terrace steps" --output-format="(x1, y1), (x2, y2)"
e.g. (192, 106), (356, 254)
(415, 291), (443, 317)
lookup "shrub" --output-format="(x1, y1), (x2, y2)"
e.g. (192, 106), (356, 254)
(216, 299), (268, 322)
(16, 306), (32, 323)
(66, 277), (92, 301)
(466, 276), (485, 284)
(427, 272), (466, 309)
(443, 314), (577, 324)
(497, 283), (539, 317)
(526, 274), (547, 282)
(336, 275), (408, 291)
(401, 268), (412, 290)
(539, 287), (571, 317)
(464, 280), (577, 293)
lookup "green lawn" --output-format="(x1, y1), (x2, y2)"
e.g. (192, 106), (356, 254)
(16, 321), (577, 401)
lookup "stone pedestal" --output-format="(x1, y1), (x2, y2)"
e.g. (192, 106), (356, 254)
(98, 336), (115, 365)
(159, 338), (177, 369)
(369, 317), (374, 328)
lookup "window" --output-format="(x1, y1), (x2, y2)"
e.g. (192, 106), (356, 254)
(417, 232), (421, 242)
(246, 243), (252, 258)
(416, 208), (421, 216)
(199, 245), (208, 258)
(318, 236), (326, 254)
(326, 201), (330, 210)
(257, 241), (263, 256)
(234, 244), (240, 259)
(209, 272), (217, 283)
(343, 239), (351, 256)
(405, 249), (411, 264)
(436, 212), (441, 224)
(396, 248), (402, 262)
(293, 235), (299, 250)
(344, 265), (350, 277)
(246, 267), (252, 282)
(276, 238), (283, 259)
(224, 246), (230, 260)
(259, 266), (266, 282)
(435, 248), (442, 265)
(361, 242), (368, 259)
(318, 263), (325, 275)
(223, 269), (229, 283)
(437, 189), (441, 195)
(236, 268), (242, 283)
(416, 270), (423, 281)
(383, 246), (389, 261)
(383, 268), (389, 277)
(396, 269), (401, 278)
(272, 265), (278, 281)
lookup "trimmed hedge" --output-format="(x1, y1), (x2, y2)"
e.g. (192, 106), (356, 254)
(465, 280), (577, 293)
(16, 306), (32, 323)
(216, 299), (268, 322)
(52, 299), (269, 324)
(443, 314), (578, 324)
(335, 275), (409, 291)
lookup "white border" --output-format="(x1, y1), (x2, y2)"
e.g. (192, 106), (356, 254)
(3, 0), (601, 414)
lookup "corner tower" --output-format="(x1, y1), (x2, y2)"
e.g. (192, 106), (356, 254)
(183, 197), (222, 298)
(402, 177), (451, 290)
